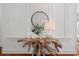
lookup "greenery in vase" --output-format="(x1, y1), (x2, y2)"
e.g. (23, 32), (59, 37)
(32, 24), (44, 35)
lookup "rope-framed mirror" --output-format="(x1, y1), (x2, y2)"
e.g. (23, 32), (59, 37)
(31, 11), (49, 27)
(31, 11), (49, 35)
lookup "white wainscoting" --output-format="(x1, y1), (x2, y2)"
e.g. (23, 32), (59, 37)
(0, 3), (77, 54)
(2, 36), (76, 54)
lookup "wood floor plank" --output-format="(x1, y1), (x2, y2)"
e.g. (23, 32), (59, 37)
(0, 54), (77, 56)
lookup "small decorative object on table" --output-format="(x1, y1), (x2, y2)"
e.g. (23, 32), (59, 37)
(17, 11), (62, 56)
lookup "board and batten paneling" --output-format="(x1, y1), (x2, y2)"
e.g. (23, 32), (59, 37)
(1, 4), (29, 53)
(0, 4), (3, 47)
(64, 4), (77, 54)
(52, 3), (65, 37)
(1, 3), (77, 54)
(2, 4), (27, 37)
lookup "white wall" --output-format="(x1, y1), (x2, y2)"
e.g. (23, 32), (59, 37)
(64, 4), (76, 54)
(0, 4), (3, 47)
(52, 3), (65, 37)
(0, 3), (77, 54)
(76, 4), (79, 38)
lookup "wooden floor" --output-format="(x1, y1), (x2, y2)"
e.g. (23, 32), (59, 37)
(1, 54), (77, 56)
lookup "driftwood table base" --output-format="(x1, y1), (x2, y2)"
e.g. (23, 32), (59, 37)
(17, 37), (62, 56)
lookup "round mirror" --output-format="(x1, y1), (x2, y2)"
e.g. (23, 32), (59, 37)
(31, 11), (49, 27)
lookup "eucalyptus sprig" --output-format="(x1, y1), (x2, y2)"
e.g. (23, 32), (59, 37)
(32, 24), (44, 35)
